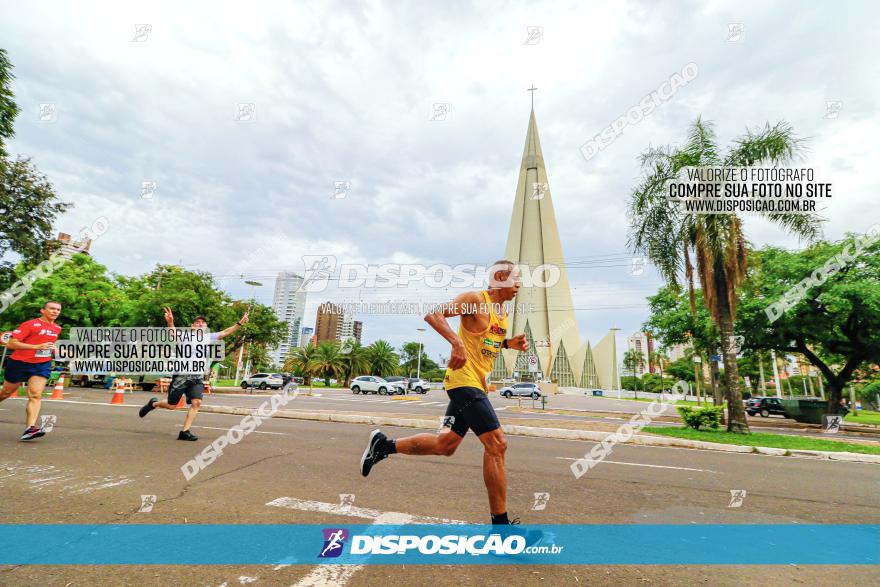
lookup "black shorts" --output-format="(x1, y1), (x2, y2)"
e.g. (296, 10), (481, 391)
(2, 358), (52, 383)
(443, 386), (501, 438)
(168, 375), (204, 405)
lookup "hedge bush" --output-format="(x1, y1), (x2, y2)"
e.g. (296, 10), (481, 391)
(677, 405), (723, 430)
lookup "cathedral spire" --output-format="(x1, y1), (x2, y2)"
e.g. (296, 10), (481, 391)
(501, 107), (581, 384)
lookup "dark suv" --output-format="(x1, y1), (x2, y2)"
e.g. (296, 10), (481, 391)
(746, 396), (789, 418)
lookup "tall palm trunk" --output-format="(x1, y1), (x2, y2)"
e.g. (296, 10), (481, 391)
(713, 267), (749, 433)
(684, 244), (703, 404)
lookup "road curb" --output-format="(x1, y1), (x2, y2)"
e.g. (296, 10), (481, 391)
(197, 405), (880, 464)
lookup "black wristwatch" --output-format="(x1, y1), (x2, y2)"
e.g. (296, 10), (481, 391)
(501, 339), (509, 349)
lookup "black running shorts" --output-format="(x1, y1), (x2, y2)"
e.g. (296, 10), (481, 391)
(168, 375), (204, 405)
(442, 386), (501, 437)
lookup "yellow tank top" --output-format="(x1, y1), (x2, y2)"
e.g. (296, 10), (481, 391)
(444, 291), (508, 391)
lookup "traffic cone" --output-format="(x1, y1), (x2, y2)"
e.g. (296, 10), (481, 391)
(49, 375), (65, 400)
(204, 381), (212, 394)
(175, 394), (186, 409)
(110, 378), (125, 404)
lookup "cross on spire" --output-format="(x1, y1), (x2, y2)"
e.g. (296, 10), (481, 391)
(527, 84), (537, 109)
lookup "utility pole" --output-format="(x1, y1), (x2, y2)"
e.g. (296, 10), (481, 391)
(758, 353), (766, 394)
(234, 341), (246, 385)
(770, 349), (782, 398)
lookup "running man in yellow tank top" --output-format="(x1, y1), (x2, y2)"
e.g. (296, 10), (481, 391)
(359, 260), (528, 525)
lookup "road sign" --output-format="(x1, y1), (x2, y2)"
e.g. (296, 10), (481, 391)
(527, 355), (539, 373)
(710, 355), (721, 362)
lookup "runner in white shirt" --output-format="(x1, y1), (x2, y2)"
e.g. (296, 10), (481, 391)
(138, 307), (248, 440)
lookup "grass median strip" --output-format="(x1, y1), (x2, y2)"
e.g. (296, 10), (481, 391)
(846, 410), (880, 426)
(643, 426), (880, 455)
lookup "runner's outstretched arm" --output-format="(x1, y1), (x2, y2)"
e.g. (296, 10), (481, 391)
(215, 310), (249, 340)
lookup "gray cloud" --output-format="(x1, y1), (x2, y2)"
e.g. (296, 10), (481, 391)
(2, 0), (877, 360)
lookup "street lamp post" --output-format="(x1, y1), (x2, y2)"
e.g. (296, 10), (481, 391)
(235, 280), (262, 385)
(415, 327), (426, 396)
(770, 349), (782, 398)
(610, 327), (621, 399)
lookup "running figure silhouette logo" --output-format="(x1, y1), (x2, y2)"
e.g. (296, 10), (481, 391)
(299, 255), (337, 293)
(319, 528), (349, 558)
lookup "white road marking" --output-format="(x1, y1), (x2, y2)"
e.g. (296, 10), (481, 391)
(191, 425), (288, 436)
(28, 475), (71, 487)
(266, 497), (466, 524)
(268, 497), (468, 587)
(0, 461), (133, 493)
(555, 456), (715, 472)
(292, 564), (363, 587)
(71, 477), (134, 493)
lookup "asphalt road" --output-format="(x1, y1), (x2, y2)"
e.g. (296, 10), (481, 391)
(72, 385), (876, 441)
(0, 395), (878, 586)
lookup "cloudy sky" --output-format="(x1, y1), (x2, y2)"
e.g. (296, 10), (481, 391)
(3, 0), (878, 362)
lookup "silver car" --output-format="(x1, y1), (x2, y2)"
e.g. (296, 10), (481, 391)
(241, 373), (284, 390)
(350, 376), (405, 395)
(499, 382), (543, 399)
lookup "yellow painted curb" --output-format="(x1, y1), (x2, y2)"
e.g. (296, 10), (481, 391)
(391, 396), (422, 401)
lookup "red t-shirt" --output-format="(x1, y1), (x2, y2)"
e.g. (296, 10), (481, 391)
(10, 319), (62, 363)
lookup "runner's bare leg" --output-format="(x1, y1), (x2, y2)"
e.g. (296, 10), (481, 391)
(25, 376), (48, 427)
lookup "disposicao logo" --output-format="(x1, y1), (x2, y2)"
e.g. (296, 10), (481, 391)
(319, 528), (349, 558)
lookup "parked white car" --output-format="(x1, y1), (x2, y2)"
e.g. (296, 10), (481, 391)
(498, 382), (543, 399)
(407, 377), (431, 393)
(350, 376), (405, 395)
(241, 373), (284, 390)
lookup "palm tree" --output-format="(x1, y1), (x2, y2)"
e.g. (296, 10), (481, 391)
(283, 343), (318, 389)
(312, 340), (346, 386)
(650, 349), (669, 391)
(367, 340), (399, 377)
(629, 118), (822, 432)
(340, 339), (371, 388)
(623, 349), (644, 397)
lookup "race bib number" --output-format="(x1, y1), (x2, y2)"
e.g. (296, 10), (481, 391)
(35, 348), (52, 358)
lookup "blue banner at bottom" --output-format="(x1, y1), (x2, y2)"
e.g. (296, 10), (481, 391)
(0, 524), (876, 565)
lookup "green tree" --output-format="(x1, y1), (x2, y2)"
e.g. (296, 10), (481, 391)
(399, 341), (438, 377)
(340, 339), (371, 387)
(312, 340), (345, 386)
(736, 236), (880, 414)
(649, 349), (669, 388)
(0, 157), (72, 284)
(367, 340), (398, 377)
(0, 51), (71, 285)
(283, 343), (319, 387)
(666, 356), (696, 383)
(0, 49), (19, 158)
(620, 375), (641, 391)
(115, 264), (286, 356)
(622, 349), (644, 394)
(629, 118), (822, 432)
(0, 254), (127, 334)
(246, 343), (273, 373)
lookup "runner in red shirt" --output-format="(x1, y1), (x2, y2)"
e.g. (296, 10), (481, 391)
(0, 301), (62, 440)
